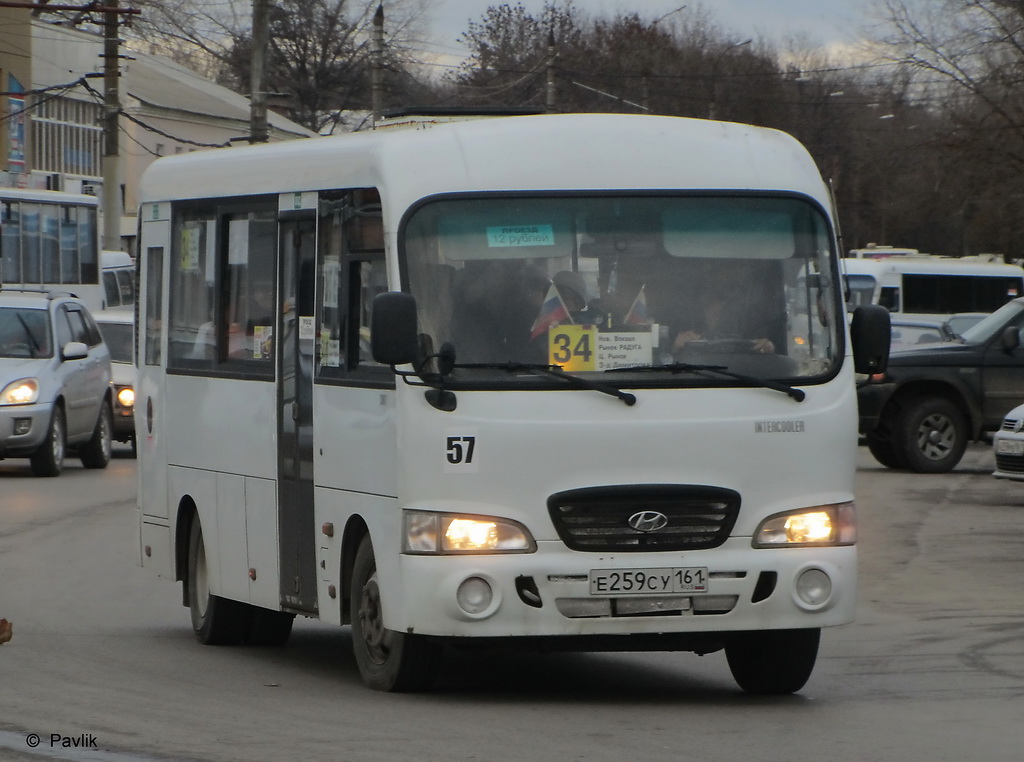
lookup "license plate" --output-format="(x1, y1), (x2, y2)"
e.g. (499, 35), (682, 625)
(589, 567), (708, 596)
(997, 439), (1024, 455)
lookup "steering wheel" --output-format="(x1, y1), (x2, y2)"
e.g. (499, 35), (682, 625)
(678, 338), (758, 355)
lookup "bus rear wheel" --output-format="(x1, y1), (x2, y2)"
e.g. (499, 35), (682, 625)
(187, 520), (252, 645)
(350, 535), (439, 692)
(725, 628), (820, 694)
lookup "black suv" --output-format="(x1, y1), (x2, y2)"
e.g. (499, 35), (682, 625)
(858, 297), (1024, 472)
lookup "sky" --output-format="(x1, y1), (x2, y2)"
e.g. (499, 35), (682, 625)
(420, 0), (882, 64)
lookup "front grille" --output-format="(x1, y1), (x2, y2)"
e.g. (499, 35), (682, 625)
(548, 485), (740, 552)
(995, 454), (1024, 474)
(1001, 418), (1021, 432)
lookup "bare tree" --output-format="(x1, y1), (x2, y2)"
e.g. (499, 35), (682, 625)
(875, 0), (1024, 255)
(123, 0), (434, 132)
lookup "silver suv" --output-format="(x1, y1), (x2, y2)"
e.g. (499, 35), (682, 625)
(0, 290), (113, 476)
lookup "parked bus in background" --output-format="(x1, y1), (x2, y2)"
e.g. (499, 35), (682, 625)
(101, 250), (136, 310)
(0, 187), (102, 310)
(134, 113), (889, 695)
(843, 256), (1024, 320)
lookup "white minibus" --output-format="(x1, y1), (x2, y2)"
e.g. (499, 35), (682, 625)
(843, 256), (1024, 320)
(101, 250), (136, 310)
(134, 113), (888, 694)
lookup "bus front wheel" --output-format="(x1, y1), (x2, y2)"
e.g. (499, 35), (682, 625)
(350, 535), (439, 692)
(187, 520), (252, 645)
(725, 628), (820, 694)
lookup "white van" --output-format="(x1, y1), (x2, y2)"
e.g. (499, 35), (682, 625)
(101, 250), (135, 310)
(842, 257), (1024, 320)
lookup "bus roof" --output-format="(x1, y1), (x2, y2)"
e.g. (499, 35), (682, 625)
(0, 187), (99, 206)
(138, 114), (832, 213)
(843, 257), (1024, 277)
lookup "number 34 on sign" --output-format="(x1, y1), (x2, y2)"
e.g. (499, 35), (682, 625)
(548, 325), (653, 371)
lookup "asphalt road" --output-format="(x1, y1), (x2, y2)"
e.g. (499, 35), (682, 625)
(1, 442), (1022, 762)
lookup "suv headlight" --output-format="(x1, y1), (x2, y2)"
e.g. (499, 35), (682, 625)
(0, 378), (40, 405)
(403, 511), (536, 554)
(753, 502), (856, 547)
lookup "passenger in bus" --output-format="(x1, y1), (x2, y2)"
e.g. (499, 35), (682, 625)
(552, 270), (604, 326)
(452, 259), (551, 363)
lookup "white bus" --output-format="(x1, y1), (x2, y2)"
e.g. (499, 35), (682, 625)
(843, 256), (1024, 320)
(0, 187), (103, 310)
(134, 113), (889, 694)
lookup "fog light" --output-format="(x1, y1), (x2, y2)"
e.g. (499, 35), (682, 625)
(796, 568), (832, 608)
(13, 418), (31, 435)
(456, 576), (493, 615)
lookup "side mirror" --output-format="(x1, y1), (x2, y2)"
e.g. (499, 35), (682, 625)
(61, 341), (89, 361)
(371, 292), (419, 366)
(850, 304), (890, 375)
(1001, 325), (1020, 352)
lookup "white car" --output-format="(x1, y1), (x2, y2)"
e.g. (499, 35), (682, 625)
(94, 309), (136, 455)
(993, 402), (1024, 480)
(0, 290), (113, 475)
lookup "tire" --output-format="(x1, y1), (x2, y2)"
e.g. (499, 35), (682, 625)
(865, 430), (905, 470)
(726, 628), (820, 695)
(30, 406), (66, 477)
(892, 396), (968, 474)
(350, 535), (439, 692)
(246, 609), (295, 646)
(79, 402), (112, 469)
(187, 520), (253, 645)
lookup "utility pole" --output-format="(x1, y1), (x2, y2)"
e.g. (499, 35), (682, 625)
(371, 3), (383, 127)
(0, 2), (139, 250)
(101, 0), (121, 251)
(249, 0), (269, 143)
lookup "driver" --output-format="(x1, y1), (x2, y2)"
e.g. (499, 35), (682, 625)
(672, 265), (776, 355)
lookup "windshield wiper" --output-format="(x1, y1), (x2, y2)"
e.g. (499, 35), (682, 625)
(15, 313), (42, 355)
(449, 361), (637, 406)
(613, 361), (805, 402)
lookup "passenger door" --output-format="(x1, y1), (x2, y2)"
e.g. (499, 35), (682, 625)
(981, 312), (1024, 427)
(59, 304), (105, 439)
(277, 211), (318, 614)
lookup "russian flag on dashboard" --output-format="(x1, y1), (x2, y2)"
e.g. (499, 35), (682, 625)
(530, 284), (571, 339)
(624, 286), (648, 325)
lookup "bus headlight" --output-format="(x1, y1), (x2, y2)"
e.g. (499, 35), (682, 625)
(753, 502), (856, 547)
(116, 386), (135, 409)
(403, 511), (536, 554)
(0, 378), (39, 405)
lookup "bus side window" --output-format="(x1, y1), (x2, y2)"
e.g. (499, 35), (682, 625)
(879, 286), (900, 312)
(316, 188), (387, 377)
(145, 247), (164, 366)
(1, 201), (20, 282)
(354, 257), (387, 368)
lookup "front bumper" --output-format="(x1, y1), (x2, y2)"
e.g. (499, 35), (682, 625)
(392, 538), (857, 640)
(0, 402), (52, 457)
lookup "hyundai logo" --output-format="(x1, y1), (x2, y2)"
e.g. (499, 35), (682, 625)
(628, 510), (669, 533)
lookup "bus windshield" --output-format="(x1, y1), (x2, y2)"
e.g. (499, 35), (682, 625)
(403, 195), (840, 384)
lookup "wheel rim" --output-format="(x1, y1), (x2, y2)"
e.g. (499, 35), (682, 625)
(51, 413), (65, 469)
(100, 408), (111, 461)
(357, 571), (392, 666)
(916, 412), (957, 461)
